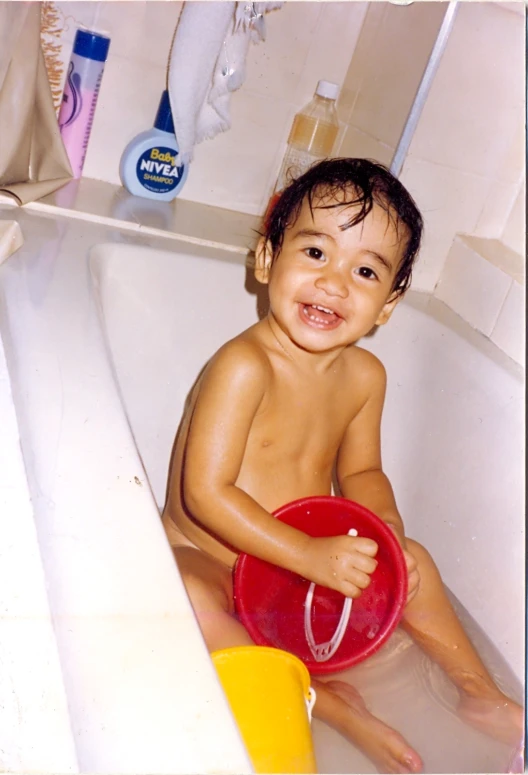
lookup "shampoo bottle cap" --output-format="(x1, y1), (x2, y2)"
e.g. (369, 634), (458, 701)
(315, 80), (339, 100)
(73, 28), (111, 62)
(154, 90), (175, 135)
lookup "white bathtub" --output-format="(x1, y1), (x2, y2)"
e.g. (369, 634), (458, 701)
(90, 241), (524, 773)
(91, 241), (524, 678)
(0, 207), (524, 773)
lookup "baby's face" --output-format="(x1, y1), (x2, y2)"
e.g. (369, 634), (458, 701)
(259, 196), (407, 353)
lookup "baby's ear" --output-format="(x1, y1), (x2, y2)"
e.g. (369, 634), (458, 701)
(254, 238), (273, 284)
(376, 292), (401, 326)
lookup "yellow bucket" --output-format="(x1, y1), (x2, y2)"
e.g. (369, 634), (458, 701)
(212, 645), (317, 774)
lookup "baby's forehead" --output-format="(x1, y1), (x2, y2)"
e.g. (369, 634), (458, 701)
(296, 190), (403, 234)
(288, 191), (410, 263)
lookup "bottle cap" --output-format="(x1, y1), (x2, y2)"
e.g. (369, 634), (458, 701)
(73, 29), (111, 62)
(153, 90), (175, 135)
(316, 80), (339, 100)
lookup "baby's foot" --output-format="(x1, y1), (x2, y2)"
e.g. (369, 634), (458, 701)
(323, 679), (423, 773)
(458, 690), (524, 747)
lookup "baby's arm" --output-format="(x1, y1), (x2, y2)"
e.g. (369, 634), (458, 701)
(336, 351), (420, 601)
(183, 339), (377, 598)
(336, 352), (405, 544)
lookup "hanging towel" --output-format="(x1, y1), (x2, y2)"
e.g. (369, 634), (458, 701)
(168, 1), (282, 166)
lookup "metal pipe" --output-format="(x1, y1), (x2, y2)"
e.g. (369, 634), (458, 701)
(390, 1), (459, 178)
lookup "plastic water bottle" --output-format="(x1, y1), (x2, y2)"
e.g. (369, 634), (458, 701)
(275, 80), (340, 192)
(58, 29), (110, 178)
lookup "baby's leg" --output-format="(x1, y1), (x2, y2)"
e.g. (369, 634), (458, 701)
(174, 546), (253, 650)
(403, 538), (523, 747)
(312, 678), (423, 773)
(174, 545), (422, 773)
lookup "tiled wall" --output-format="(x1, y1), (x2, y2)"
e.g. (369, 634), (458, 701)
(397, 2), (525, 292)
(50, 1), (524, 360)
(53, 1), (185, 186)
(338, 1), (447, 168)
(392, 1), (525, 367)
(53, 1), (369, 215)
(435, 235), (525, 365)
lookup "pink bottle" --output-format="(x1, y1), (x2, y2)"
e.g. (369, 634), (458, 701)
(58, 29), (110, 178)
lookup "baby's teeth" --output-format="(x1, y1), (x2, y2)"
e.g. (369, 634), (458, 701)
(306, 307), (330, 323)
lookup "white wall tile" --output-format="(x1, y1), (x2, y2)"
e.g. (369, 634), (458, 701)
(474, 179), (522, 242)
(408, 2), (525, 183)
(293, 2), (368, 107)
(242, 2), (321, 103)
(460, 236), (524, 285)
(400, 158), (492, 292)
(181, 89), (292, 215)
(83, 55), (167, 186)
(56, 1), (183, 66)
(493, 117), (526, 188)
(501, 182), (526, 256)
(490, 280), (525, 367)
(340, 125), (394, 168)
(343, 2), (447, 150)
(434, 236), (513, 337)
(95, 1), (182, 68)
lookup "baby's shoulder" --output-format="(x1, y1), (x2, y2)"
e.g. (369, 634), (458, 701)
(344, 345), (387, 388)
(207, 331), (272, 383)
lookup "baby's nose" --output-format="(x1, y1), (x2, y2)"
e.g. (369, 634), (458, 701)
(314, 269), (349, 298)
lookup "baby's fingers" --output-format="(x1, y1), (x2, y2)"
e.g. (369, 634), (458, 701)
(347, 535), (379, 557)
(344, 566), (373, 592)
(350, 551), (378, 575)
(340, 582), (364, 600)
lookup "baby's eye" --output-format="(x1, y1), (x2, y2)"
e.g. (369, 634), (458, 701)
(355, 266), (378, 280)
(305, 247), (324, 261)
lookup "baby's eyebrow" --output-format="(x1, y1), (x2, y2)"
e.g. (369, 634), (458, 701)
(293, 228), (335, 242)
(364, 250), (393, 272)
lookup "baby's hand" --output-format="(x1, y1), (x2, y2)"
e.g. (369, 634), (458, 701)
(303, 534), (378, 598)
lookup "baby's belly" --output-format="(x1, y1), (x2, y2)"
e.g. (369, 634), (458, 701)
(236, 465), (334, 515)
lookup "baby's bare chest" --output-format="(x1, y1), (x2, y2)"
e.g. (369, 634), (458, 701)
(246, 379), (358, 464)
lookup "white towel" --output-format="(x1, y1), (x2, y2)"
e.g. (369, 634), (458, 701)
(168, 1), (282, 166)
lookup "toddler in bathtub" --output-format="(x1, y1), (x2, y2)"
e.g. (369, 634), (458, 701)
(162, 158), (523, 772)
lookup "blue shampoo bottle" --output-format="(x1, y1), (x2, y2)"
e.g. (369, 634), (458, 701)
(119, 90), (188, 201)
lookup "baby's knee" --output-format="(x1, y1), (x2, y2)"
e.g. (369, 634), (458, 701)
(406, 537), (440, 577)
(406, 537), (429, 561)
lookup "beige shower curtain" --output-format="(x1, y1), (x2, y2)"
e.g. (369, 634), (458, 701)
(0, 2), (72, 205)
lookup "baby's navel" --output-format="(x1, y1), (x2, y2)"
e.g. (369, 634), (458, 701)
(261, 439), (273, 448)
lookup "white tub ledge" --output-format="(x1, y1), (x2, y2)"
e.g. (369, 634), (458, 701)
(0, 209), (252, 775)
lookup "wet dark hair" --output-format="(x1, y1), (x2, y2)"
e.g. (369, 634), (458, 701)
(264, 157), (423, 298)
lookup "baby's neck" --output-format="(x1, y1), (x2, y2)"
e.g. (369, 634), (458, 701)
(262, 315), (353, 373)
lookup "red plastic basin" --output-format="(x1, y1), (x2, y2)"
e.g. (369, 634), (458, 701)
(234, 496), (407, 674)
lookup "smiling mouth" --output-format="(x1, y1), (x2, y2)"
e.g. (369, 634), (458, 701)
(299, 303), (342, 329)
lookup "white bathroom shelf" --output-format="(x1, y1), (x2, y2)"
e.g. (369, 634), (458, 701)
(21, 177), (262, 255)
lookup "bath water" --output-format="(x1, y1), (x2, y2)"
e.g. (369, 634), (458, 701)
(311, 592), (522, 774)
